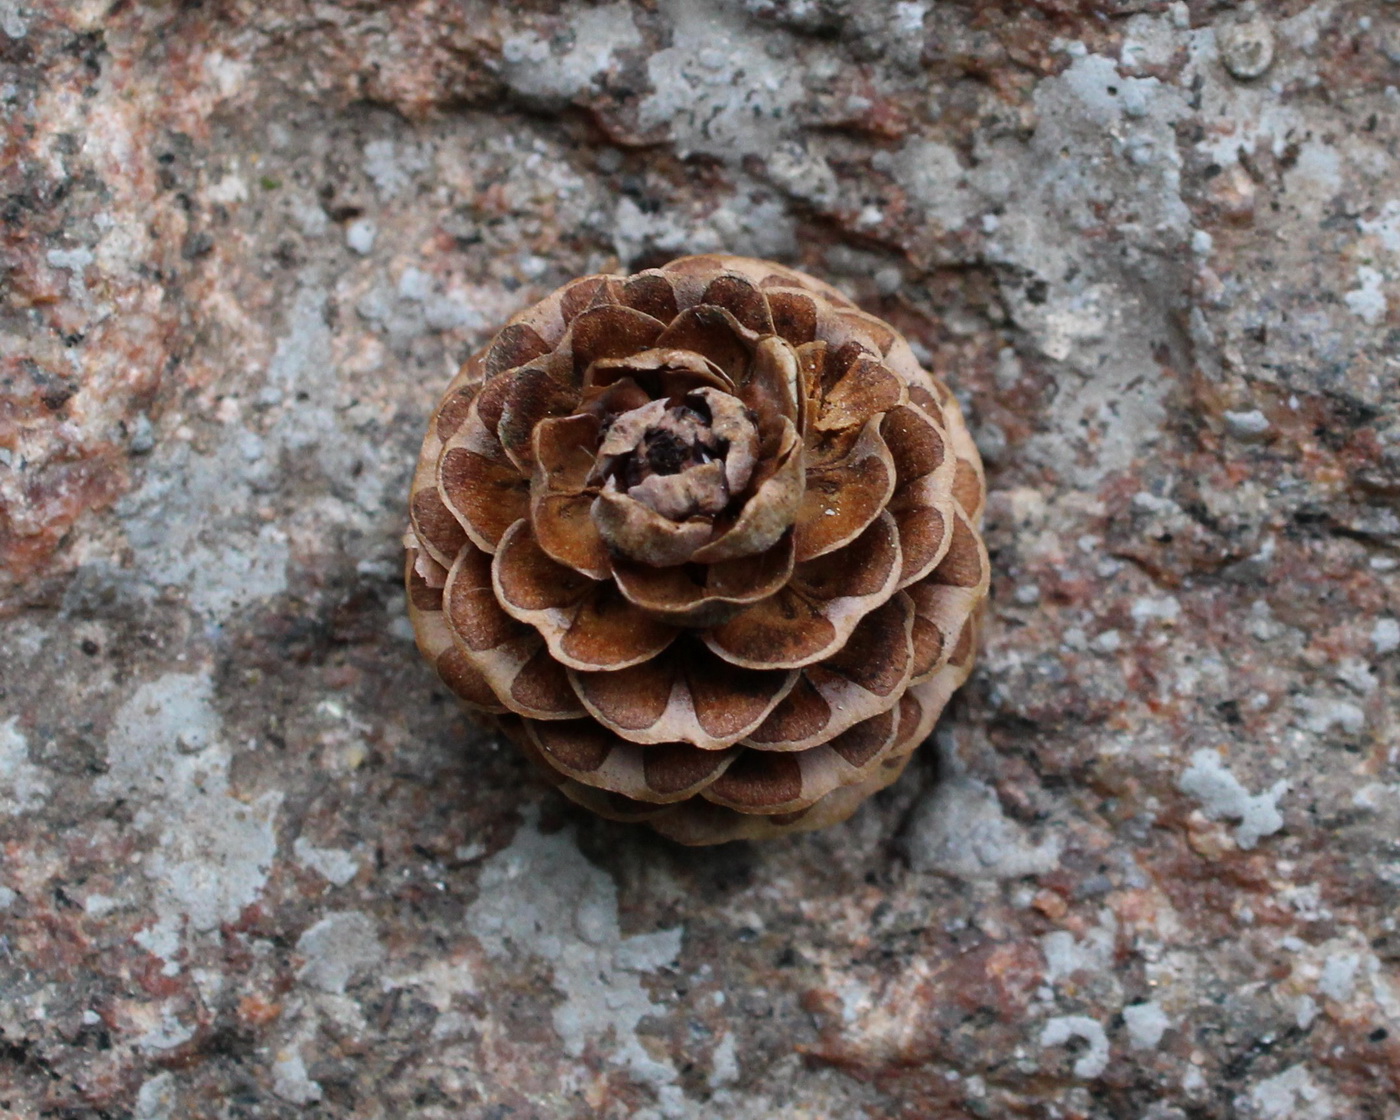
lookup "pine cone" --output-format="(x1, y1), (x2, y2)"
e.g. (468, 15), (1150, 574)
(405, 255), (988, 844)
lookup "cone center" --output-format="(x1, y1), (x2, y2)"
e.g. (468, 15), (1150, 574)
(597, 390), (760, 522)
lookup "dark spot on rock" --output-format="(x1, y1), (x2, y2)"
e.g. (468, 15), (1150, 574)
(181, 230), (214, 259)
(27, 361), (77, 411)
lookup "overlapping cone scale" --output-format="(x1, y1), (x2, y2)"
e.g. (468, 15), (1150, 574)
(406, 255), (989, 844)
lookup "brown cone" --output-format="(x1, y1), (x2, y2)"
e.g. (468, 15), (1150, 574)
(406, 255), (989, 844)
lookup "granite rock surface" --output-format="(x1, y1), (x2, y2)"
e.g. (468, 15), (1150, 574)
(2, 1), (1398, 1117)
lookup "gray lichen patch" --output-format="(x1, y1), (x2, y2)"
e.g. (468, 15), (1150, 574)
(103, 673), (281, 940)
(1178, 748), (1286, 851)
(638, 0), (810, 161)
(295, 911), (385, 994)
(466, 810), (686, 1107)
(905, 776), (1061, 881)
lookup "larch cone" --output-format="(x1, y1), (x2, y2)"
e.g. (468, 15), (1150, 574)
(405, 255), (989, 844)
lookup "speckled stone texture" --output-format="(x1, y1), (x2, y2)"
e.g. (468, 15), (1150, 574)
(1, 1), (1397, 1117)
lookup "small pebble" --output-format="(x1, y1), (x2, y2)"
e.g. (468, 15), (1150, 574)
(1120, 85), (1150, 119)
(1373, 618), (1400, 656)
(397, 266), (432, 301)
(129, 413), (156, 454)
(1125, 138), (1155, 166)
(1093, 629), (1122, 653)
(346, 218), (377, 255)
(1217, 15), (1275, 81)
(1224, 409), (1270, 441)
